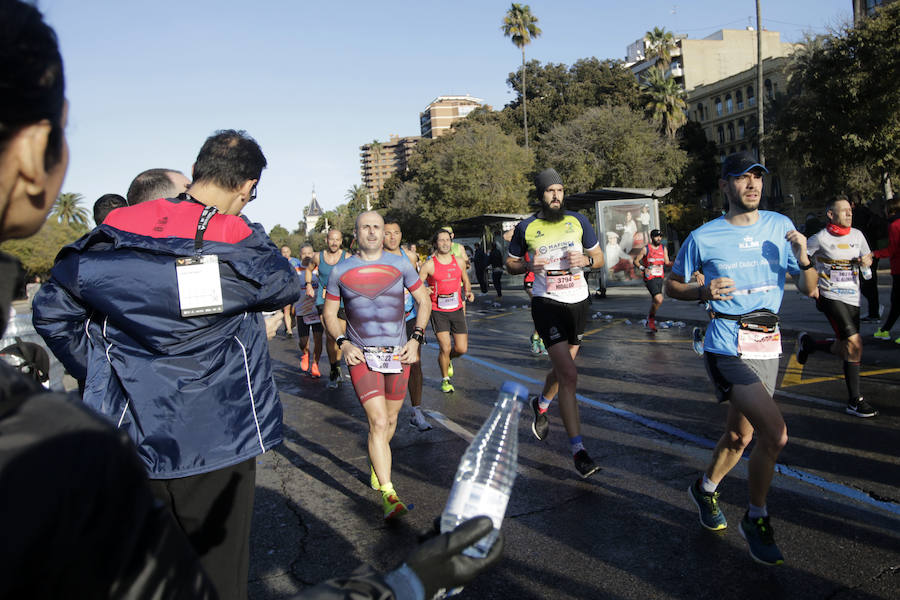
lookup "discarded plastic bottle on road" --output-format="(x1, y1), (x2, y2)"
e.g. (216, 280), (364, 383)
(604, 314), (613, 320)
(441, 380), (528, 559)
(674, 321), (686, 328)
(639, 319), (648, 326)
(624, 319), (632, 325)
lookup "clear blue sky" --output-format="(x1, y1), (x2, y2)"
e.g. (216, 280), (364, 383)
(41, 0), (852, 232)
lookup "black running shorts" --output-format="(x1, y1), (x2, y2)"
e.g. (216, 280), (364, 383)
(644, 277), (664, 297)
(531, 296), (590, 348)
(703, 352), (778, 403)
(815, 296), (860, 340)
(430, 308), (467, 335)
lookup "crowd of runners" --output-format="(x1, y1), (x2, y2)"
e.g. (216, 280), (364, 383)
(4, 3), (898, 597)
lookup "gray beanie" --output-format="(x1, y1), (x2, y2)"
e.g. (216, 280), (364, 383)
(534, 168), (563, 194)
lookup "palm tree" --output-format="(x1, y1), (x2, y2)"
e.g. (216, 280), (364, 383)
(502, 3), (541, 149)
(644, 26), (676, 69)
(51, 192), (90, 227)
(642, 66), (687, 139)
(345, 184), (368, 211)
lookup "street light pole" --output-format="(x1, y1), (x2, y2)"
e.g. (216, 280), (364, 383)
(756, 0), (765, 165)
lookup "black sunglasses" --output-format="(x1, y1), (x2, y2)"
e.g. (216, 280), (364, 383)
(249, 185), (258, 202)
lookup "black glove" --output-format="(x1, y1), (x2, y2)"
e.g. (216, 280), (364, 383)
(405, 516), (504, 599)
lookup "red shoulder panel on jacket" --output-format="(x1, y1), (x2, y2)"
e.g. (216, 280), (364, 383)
(104, 198), (251, 243)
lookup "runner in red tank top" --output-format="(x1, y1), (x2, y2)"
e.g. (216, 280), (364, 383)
(419, 229), (474, 393)
(633, 229), (671, 332)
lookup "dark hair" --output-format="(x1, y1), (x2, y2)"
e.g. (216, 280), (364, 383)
(93, 193), (127, 225)
(191, 129), (267, 190)
(300, 242), (314, 251)
(383, 217), (401, 228)
(432, 229), (451, 245)
(826, 194), (849, 214)
(0, 0), (66, 169)
(126, 168), (184, 205)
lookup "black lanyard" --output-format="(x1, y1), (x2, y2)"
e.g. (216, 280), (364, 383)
(179, 193), (219, 254)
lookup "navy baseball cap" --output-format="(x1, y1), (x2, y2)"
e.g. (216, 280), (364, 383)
(721, 151), (768, 179)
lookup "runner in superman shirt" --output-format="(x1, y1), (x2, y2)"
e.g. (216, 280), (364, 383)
(323, 211), (431, 520)
(665, 152), (817, 566)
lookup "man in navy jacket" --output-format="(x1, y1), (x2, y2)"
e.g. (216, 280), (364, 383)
(33, 129), (301, 600)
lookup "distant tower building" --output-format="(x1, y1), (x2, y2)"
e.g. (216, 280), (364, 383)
(360, 134), (420, 200)
(304, 186), (324, 232)
(419, 95), (484, 138)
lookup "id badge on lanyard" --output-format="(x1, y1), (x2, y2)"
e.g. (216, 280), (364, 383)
(363, 346), (403, 373)
(175, 203), (224, 317)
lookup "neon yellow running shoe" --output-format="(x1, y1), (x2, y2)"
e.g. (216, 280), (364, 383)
(874, 328), (890, 339)
(369, 464), (380, 491)
(382, 489), (410, 520)
(447, 361), (454, 378)
(440, 377), (454, 393)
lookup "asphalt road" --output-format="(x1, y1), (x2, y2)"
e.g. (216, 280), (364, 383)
(249, 290), (899, 600)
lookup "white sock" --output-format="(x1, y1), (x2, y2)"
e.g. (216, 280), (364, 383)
(748, 503), (768, 519)
(701, 474), (718, 494)
(538, 395), (553, 411)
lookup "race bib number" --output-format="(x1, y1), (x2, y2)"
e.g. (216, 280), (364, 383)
(828, 264), (856, 288)
(546, 272), (581, 292)
(363, 346), (402, 373)
(302, 312), (320, 325)
(649, 265), (664, 277)
(737, 327), (782, 359)
(175, 255), (223, 317)
(437, 293), (460, 311)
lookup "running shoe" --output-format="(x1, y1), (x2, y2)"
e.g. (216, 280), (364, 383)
(573, 449), (600, 478)
(410, 410), (433, 431)
(874, 328), (890, 339)
(309, 362), (321, 378)
(300, 351), (309, 372)
(861, 315), (881, 323)
(530, 335), (542, 354)
(327, 368), (340, 389)
(691, 327), (704, 356)
(647, 317), (657, 333)
(440, 378), (454, 393)
(739, 512), (784, 566)
(688, 479), (727, 531)
(382, 489), (411, 520)
(530, 395), (549, 441)
(846, 397), (878, 418)
(447, 361), (454, 378)
(796, 332), (812, 365)
(369, 464), (380, 490)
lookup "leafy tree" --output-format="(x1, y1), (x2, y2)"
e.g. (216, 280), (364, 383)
(537, 105), (687, 194)
(500, 58), (641, 145)
(502, 3), (541, 149)
(644, 26), (676, 69)
(0, 220), (85, 277)
(641, 66), (687, 139)
(769, 3), (900, 199)
(406, 121), (534, 228)
(345, 184), (369, 212)
(51, 192), (90, 228)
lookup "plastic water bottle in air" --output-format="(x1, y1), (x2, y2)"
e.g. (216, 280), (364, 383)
(441, 380), (528, 558)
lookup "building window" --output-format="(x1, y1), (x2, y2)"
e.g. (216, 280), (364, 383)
(725, 94), (733, 113)
(715, 97), (723, 116)
(696, 103), (704, 122)
(765, 79), (773, 100)
(727, 122), (735, 141)
(736, 90), (744, 110)
(717, 125), (725, 144)
(738, 119), (745, 139)
(747, 86), (755, 107)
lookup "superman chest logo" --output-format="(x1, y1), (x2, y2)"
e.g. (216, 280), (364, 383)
(341, 265), (402, 299)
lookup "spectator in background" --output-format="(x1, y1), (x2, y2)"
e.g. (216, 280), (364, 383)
(126, 167), (190, 205)
(873, 197), (900, 343)
(852, 196), (888, 322)
(473, 242), (489, 293)
(92, 192), (127, 225)
(489, 240), (504, 297)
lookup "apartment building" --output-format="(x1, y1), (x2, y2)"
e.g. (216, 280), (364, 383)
(419, 95), (483, 139)
(359, 134), (420, 199)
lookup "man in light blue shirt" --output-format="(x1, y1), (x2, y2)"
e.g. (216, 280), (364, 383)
(666, 152), (817, 566)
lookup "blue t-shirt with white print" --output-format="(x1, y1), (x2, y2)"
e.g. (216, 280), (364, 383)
(672, 211), (801, 356)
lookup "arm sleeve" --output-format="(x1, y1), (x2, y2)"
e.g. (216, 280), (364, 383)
(31, 262), (91, 382)
(576, 213), (599, 251)
(402, 260), (423, 293)
(325, 265), (343, 302)
(507, 224), (526, 259)
(671, 232), (698, 278)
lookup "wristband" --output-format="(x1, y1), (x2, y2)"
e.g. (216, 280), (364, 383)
(413, 326), (424, 334)
(410, 332), (425, 344)
(799, 260), (815, 270)
(335, 335), (349, 348)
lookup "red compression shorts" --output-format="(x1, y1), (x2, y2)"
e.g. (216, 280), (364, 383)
(349, 362), (411, 404)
